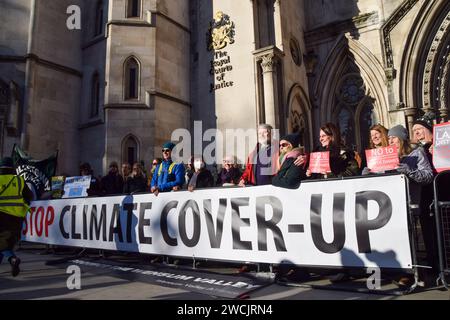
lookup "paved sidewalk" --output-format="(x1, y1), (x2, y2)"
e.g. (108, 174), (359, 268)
(0, 250), (448, 300)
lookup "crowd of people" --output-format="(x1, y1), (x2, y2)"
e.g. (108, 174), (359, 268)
(0, 111), (445, 287)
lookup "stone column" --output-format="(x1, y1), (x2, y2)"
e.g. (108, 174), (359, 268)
(260, 53), (278, 128)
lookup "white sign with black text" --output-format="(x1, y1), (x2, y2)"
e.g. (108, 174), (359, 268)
(22, 175), (412, 269)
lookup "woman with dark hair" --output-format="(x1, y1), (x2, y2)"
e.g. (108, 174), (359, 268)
(308, 123), (360, 179)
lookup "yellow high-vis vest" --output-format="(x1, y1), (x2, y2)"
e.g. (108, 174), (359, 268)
(0, 174), (30, 218)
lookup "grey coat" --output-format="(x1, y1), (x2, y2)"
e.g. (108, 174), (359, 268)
(398, 146), (433, 185)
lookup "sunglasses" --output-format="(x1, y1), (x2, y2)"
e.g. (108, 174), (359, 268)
(279, 143), (290, 148)
(162, 149), (171, 153)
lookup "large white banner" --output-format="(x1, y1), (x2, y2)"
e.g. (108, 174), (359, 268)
(22, 175), (413, 269)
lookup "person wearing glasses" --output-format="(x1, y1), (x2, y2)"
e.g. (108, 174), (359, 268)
(272, 133), (307, 189)
(147, 158), (162, 188)
(307, 123), (359, 179)
(150, 142), (185, 196)
(238, 124), (279, 187)
(217, 155), (241, 187)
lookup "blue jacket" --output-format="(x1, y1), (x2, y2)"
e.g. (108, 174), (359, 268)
(150, 159), (185, 192)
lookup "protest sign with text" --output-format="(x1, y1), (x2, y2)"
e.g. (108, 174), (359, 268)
(365, 146), (399, 173)
(308, 151), (331, 174)
(433, 122), (450, 172)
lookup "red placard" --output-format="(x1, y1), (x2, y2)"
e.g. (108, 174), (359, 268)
(308, 151), (331, 174)
(433, 122), (450, 172)
(365, 146), (399, 173)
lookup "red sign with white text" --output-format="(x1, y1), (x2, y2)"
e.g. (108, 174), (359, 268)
(365, 146), (399, 173)
(433, 122), (450, 172)
(308, 152), (331, 174)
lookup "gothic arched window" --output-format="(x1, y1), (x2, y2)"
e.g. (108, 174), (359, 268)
(122, 135), (139, 166)
(124, 57), (140, 100)
(334, 73), (376, 151)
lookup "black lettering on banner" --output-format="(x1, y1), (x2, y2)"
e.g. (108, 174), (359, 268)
(60, 205), (70, 239)
(310, 193), (346, 254)
(231, 197), (252, 250)
(138, 202), (152, 245)
(256, 196), (287, 252)
(123, 203), (137, 243)
(90, 204), (107, 241)
(179, 200), (201, 247)
(161, 201), (178, 246)
(109, 204), (123, 242)
(203, 199), (226, 248)
(355, 191), (392, 253)
(82, 205), (88, 240)
(71, 206), (81, 240)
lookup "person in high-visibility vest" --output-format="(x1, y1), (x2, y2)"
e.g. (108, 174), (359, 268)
(150, 142), (185, 196)
(0, 157), (33, 277)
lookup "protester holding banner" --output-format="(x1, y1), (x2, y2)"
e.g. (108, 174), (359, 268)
(0, 157), (33, 277)
(121, 163), (131, 182)
(307, 123), (359, 179)
(187, 156), (214, 191)
(217, 155), (241, 186)
(123, 162), (148, 194)
(79, 162), (102, 197)
(272, 133), (307, 189)
(238, 124), (279, 187)
(388, 125), (433, 185)
(101, 161), (124, 196)
(387, 124), (437, 286)
(361, 124), (393, 175)
(412, 112), (435, 172)
(150, 141), (186, 196)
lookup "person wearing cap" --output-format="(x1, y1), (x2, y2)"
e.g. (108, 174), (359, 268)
(412, 112), (435, 172)
(272, 133), (307, 189)
(388, 124), (433, 184)
(388, 124), (437, 286)
(150, 141), (185, 196)
(0, 157), (33, 277)
(101, 161), (124, 196)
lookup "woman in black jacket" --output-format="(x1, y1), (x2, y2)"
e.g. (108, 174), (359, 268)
(307, 122), (360, 179)
(272, 133), (306, 189)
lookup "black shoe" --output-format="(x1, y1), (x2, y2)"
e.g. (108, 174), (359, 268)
(9, 256), (21, 277)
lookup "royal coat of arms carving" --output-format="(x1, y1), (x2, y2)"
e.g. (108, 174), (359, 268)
(207, 11), (235, 51)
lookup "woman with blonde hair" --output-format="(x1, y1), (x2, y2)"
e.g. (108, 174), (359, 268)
(368, 124), (389, 149)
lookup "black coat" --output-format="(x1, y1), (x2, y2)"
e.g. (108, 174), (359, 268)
(311, 145), (360, 179)
(272, 158), (306, 189)
(123, 175), (147, 194)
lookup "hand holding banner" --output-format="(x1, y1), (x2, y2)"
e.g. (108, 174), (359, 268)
(365, 146), (399, 173)
(308, 151), (331, 174)
(433, 122), (450, 172)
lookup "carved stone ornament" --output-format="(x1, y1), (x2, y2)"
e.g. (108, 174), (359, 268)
(207, 11), (235, 51)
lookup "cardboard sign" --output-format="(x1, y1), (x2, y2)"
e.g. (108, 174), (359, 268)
(433, 122), (450, 172)
(308, 151), (331, 174)
(365, 146), (399, 173)
(63, 176), (91, 198)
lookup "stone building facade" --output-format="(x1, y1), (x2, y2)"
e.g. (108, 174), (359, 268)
(0, 0), (449, 174)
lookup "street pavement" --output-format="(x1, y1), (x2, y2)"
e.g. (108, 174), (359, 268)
(0, 247), (448, 300)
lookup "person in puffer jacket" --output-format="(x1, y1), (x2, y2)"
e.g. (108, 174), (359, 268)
(272, 133), (307, 189)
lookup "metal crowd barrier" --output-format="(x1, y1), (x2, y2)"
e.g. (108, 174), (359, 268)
(433, 170), (450, 290)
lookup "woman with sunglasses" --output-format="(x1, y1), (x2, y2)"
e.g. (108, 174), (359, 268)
(272, 133), (306, 189)
(308, 123), (360, 179)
